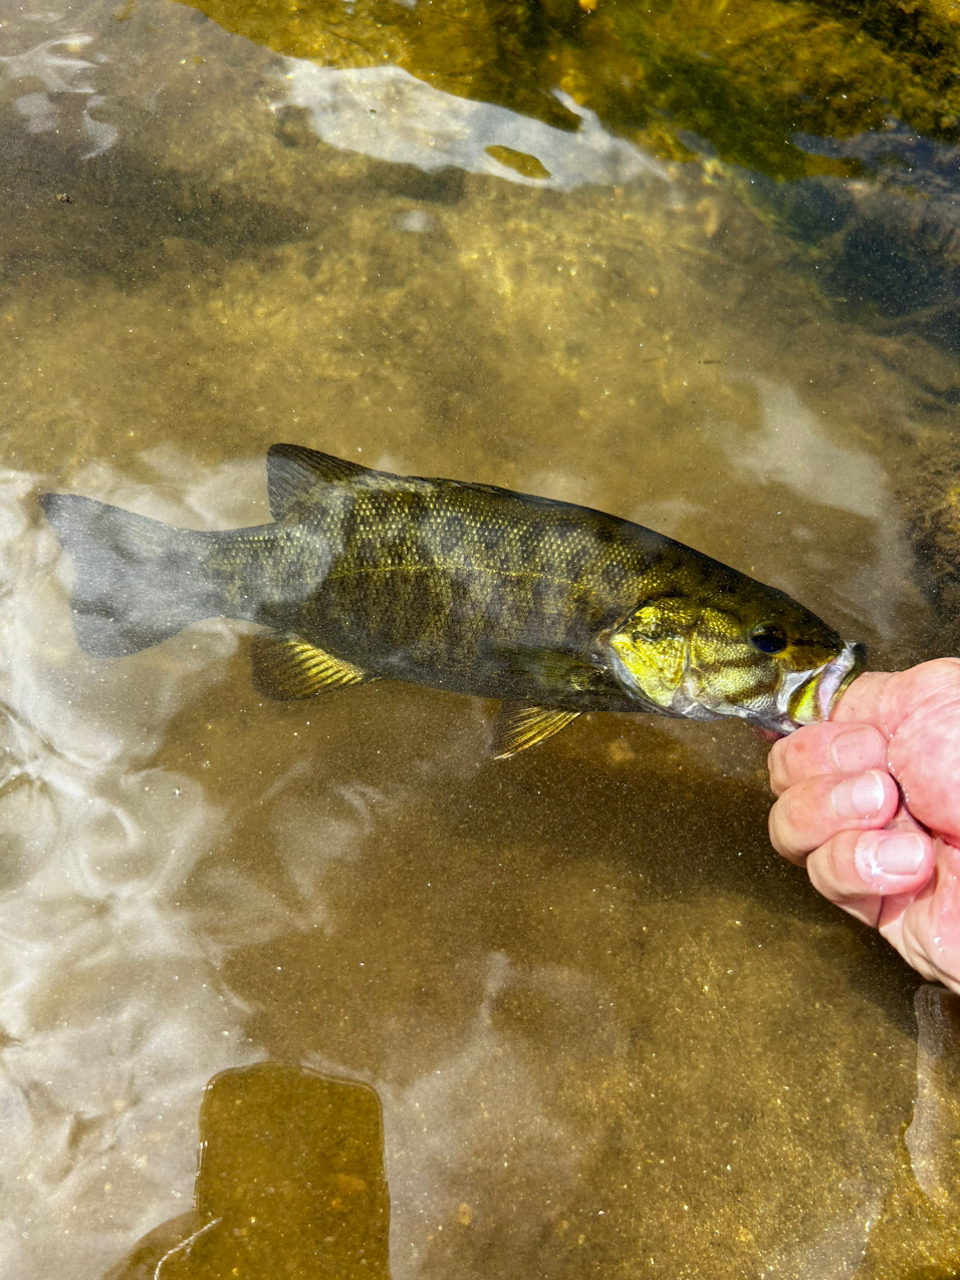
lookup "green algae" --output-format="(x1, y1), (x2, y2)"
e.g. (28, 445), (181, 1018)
(175, 0), (960, 178)
(599, 0), (960, 173)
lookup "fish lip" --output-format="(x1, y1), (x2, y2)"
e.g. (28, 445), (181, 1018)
(815, 640), (865, 721)
(779, 640), (865, 729)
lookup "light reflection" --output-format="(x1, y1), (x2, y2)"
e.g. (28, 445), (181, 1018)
(710, 379), (920, 641)
(374, 951), (601, 1278)
(0, 34), (117, 157)
(275, 62), (671, 191)
(0, 468), (262, 1275)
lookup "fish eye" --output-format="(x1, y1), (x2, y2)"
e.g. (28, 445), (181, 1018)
(749, 623), (788, 655)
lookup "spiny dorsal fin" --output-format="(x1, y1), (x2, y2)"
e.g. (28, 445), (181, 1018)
(251, 631), (372, 699)
(491, 703), (581, 759)
(266, 444), (372, 520)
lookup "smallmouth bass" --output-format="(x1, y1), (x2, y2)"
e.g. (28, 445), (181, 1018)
(40, 444), (864, 756)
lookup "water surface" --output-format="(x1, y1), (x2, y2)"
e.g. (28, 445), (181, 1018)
(2, 0), (960, 1276)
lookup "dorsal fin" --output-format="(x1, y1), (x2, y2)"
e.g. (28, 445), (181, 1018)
(266, 444), (372, 520)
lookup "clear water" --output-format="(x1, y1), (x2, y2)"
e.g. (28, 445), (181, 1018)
(2, 1), (960, 1276)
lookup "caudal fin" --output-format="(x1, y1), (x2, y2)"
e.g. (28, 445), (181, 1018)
(40, 493), (222, 657)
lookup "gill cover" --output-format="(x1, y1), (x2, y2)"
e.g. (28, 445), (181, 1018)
(606, 598), (780, 720)
(606, 600), (696, 713)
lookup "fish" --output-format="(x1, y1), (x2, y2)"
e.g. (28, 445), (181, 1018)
(38, 443), (865, 757)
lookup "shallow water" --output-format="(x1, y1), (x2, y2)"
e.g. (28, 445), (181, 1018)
(2, 1), (960, 1276)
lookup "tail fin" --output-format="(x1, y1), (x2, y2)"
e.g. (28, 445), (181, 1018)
(40, 493), (224, 657)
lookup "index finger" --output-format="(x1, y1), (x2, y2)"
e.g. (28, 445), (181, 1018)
(768, 720), (888, 796)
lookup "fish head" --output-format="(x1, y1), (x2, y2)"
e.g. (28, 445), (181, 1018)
(603, 561), (865, 734)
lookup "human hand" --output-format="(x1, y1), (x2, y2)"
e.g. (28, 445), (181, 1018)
(768, 658), (960, 992)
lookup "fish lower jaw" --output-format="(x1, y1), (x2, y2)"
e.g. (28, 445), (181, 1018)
(815, 641), (865, 720)
(667, 678), (728, 721)
(779, 641), (866, 729)
(669, 670), (803, 734)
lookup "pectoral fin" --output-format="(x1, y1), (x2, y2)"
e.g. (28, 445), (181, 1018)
(492, 702), (582, 759)
(251, 632), (372, 700)
(487, 643), (605, 695)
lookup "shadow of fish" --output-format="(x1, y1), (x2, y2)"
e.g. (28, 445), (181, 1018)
(39, 444), (864, 756)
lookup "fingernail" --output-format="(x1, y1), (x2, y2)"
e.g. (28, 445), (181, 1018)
(831, 770), (886, 820)
(855, 831), (926, 879)
(830, 727), (884, 774)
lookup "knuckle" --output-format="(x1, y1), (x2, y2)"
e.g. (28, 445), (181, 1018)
(768, 792), (810, 862)
(769, 724), (837, 795)
(808, 832), (865, 902)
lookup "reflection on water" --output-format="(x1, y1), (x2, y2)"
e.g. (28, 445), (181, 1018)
(0, 31), (118, 158)
(1, 0), (960, 1276)
(179, 0), (960, 180)
(276, 64), (669, 190)
(716, 380), (914, 639)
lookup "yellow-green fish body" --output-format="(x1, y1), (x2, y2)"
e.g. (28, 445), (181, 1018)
(40, 444), (864, 755)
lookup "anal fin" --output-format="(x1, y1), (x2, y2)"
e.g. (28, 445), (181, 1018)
(492, 702), (581, 759)
(251, 632), (372, 700)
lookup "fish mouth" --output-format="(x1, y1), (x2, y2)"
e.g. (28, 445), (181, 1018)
(782, 640), (866, 729)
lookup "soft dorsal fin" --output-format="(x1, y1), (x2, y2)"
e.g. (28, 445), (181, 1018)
(491, 702), (581, 759)
(266, 444), (372, 520)
(251, 631), (372, 699)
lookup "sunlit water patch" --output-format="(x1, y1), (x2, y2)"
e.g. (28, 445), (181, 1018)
(275, 62), (670, 191)
(0, 15), (122, 161)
